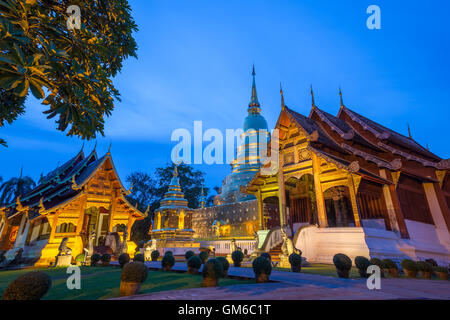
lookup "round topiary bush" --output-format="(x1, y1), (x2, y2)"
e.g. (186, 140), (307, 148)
(433, 266), (449, 280)
(161, 254), (175, 271)
(75, 253), (85, 265)
(425, 258), (438, 267)
(216, 257), (230, 277)
(119, 253), (130, 268)
(355, 256), (371, 278)
(187, 255), (202, 274)
(134, 253), (145, 263)
(101, 253), (111, 266)
(252, 256), (272, 283)
(91, 253), (101, 266)
(401, 259), (418, 278)
(370, 258), (386, 269)
(333, 253), (352, 278)
(185, 250), (195, 260)
(417, 261), (433, 279)
(260, 252), (271, 261)
(199, 251), (209, 264)
(164, 250), (173, 256)
(202, 259), (224, 287)
(231, 250), (244, 267)
(121, 261), (148, 283)
(151, 250), (160, 261)
(289, 253), (302, 273)
(382, 258), (399, 277)
(2, 271), (52, 300)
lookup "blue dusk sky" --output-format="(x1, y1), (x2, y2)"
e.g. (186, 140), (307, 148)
(1, 0), (449, 194)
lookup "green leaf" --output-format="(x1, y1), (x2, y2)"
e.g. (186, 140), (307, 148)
(13, 79), (29, 97)
(29, 78), (44, 99)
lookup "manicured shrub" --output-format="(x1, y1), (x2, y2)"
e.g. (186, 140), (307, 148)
(151, 250), (160, 261)
(355, 256), (371, 278)
(231, 250), (244, 267)
(202, 259), (224, 287)
(101, 253), (111, 265)
(417, 261), (433, 272)
(91, 253), (101, 266)
(2, 271), (52, 300)
(260, 252), (271, 261)
(119, 253), (130, 268)
(252, 256), (272, 283)
(433, 266), (449, 280)
(199, 251), (209, 264)
(164, 250), (173, 256)
(417, 261), (433, 279)
(401, 259), (418, 278)
(187, 256), (202, 274)
(370, 258), (386, 269)
(121, 262), (148, 283)
(333, 253), (352, 278)
(134, 253), (145, 263)
(185, 250), (195, 260)
(216, 257), (230, 277)
(401, 259), (418, 272)
(162, 254), (175, 271)
(75, 253), (85, 264)
(289, 253), (302, 273)
(425, 258), (438, 267)
(382, 259), (398, 269)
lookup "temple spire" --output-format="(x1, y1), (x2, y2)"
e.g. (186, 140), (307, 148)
(408, 124), (412, 139)
(339, 87), (344, 107)
(200, 187), (205, 208)
(280, 82), (285, 110)
(248, 64), (260, 111)
(311, 85), (316, 107)
(173, 163), (178, 177)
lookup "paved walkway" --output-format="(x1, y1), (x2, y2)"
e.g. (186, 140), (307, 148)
(113, 261), (450, 300)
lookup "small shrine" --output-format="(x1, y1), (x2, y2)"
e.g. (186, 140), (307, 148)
(149, 165), (200, 255)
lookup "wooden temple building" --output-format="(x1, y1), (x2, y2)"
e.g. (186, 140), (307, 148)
(243, 87), (450, 264)
(0, 147), (145, 266)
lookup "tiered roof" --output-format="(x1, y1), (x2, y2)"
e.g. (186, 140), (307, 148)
(1, 147), (145, 220)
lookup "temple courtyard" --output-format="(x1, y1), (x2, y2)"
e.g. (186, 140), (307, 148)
(1, 262), (448, 300)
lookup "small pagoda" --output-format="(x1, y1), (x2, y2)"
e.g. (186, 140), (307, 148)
(150, 165), (199, 255)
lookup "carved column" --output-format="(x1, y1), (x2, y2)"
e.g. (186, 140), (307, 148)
(347, 174), (362, 227)
(257, 189), (264, 230)
(312, 154), (327, 227)
(423, 182), (450, 235)
(277, 168), (287, 227)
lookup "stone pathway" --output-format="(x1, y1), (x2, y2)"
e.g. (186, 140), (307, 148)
(113, 261), (450, 300)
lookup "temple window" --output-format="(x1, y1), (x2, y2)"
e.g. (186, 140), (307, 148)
(397, 176), (434, 225)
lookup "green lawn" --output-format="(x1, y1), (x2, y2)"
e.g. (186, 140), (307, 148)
(271, 264), (361, 278)
(0, 266), (255, 300)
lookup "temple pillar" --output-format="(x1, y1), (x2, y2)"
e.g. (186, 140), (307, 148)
(423, 183), (450, 239)
(312, 154), (327, 227)
(13, 212), (30, 249)
(379, 169), (409, 238)
(257, 189), (264, 230)
(108, 191), (117, 232)
(347, 175), (361, 227)
(277, 168), (287, 227)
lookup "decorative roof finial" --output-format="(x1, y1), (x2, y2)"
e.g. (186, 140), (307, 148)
(173, 164), (178, 177)
(200, 187), (205, 208)
(408, 123), (412, 139)
(248, 64), (260, 109)
(311, 85), (316, 107)
(280, 82), (285, 110)
(339, 87), (344, 107)
(426, 143), (430, 151)
(107, 142), (112, 154)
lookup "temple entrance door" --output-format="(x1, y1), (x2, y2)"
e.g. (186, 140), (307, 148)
(262, 196), (280, 229)
(324, 186), (355, 227)
(285, 175), (318, 227)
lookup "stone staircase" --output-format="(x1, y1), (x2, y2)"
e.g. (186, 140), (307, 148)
(268, 243), (282, 262)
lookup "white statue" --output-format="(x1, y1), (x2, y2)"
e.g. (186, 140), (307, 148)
(86, 230), (96, 256)
(253, 230), (260, 250)
(230, 238), (237, 253)
(281, 228), (300, 256)
(119, 228), (128, 254)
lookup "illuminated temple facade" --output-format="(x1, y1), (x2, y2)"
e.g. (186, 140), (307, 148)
(0, 148), (145, 266)
(241, 88), (450, 264)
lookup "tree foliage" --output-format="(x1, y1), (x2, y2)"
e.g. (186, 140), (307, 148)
(127, 163), (210, 242)
(0, 169), (36, 205)
(0, 0), (138, 145)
